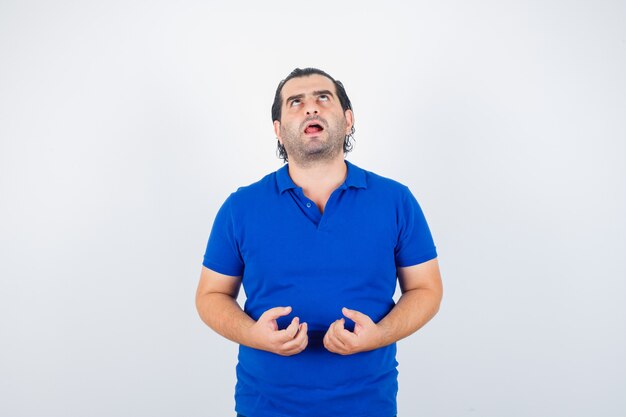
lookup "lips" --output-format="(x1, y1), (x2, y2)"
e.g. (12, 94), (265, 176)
(303, 119), (325, 134)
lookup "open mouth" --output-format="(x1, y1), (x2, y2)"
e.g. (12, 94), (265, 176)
(304, 122), (324, 134)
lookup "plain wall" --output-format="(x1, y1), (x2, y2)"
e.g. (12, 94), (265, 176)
(1, 1), (625, 416)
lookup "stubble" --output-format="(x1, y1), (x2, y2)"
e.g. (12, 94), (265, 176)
(280, 116), (347, 167)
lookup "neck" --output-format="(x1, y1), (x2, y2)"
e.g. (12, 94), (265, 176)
(287, 156), (347, 196)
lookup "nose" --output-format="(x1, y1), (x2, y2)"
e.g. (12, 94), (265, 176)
(304, 99), (319, 115)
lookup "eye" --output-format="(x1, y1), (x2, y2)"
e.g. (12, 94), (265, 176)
(318, 95), (329, 101)
(289, 99), (301, 107)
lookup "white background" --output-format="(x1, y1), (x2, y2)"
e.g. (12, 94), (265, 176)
(1, 1), (625, 416)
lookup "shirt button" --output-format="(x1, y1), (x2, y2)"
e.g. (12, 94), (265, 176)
(306, 202), (312, 208)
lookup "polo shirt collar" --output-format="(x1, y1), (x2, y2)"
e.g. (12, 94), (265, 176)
(276, 160), (367, 194)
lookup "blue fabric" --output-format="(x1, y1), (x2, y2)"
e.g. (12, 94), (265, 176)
(203, 160), (437, 417)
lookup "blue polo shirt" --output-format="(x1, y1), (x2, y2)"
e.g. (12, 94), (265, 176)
(203, 160), (437, 417)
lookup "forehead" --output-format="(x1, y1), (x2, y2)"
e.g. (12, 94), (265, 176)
(281, 74), (337, 102)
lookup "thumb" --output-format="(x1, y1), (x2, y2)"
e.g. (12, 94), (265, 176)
(342, 307), (372, 325)
(259, 306), (292, 322)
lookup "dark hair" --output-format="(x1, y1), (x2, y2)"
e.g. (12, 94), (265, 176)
(271, 67), (355, 162)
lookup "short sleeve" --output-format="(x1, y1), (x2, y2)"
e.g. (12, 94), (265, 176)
(394, 187), (438, 267)
(202, 194), (244, 277)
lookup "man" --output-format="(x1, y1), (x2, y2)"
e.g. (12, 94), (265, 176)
(196, 68), (443, 417)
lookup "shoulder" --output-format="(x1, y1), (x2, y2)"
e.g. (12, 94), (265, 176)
(349, 163), (425, 219)
(366, 170), (408, 190)
(354, 163), (412, 198)
(226, 168), (281, 208)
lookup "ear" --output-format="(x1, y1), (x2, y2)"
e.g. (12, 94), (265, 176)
(344, 109), (354, 134)
(273, 120), (282, 143)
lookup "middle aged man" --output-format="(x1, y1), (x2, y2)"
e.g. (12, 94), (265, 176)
(196, 67), (443, 417)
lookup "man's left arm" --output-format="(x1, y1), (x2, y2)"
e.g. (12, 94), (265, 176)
(323, 257), (443, 355)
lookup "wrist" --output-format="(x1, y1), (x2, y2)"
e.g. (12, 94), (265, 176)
(375, 322), (392, 348)
(239, 316), (259, 349)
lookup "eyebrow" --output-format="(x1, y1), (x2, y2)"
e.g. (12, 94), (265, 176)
(285, 90), (335, 105)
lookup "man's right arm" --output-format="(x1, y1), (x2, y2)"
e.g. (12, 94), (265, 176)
(195, 266), (309, 356)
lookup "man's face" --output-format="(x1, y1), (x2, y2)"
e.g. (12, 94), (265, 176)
(274, 74), (354, 165)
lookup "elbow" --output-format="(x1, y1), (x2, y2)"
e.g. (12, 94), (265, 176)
(434, 280), (443, 314)
(195, 289), (216, 323)
(195, 292), (207, 321)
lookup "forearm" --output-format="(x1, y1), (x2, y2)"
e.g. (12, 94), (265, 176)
(376, 287), (442, 347)
(196, 292), (256, 347)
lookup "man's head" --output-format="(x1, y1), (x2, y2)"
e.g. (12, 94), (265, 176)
(271, 68), (355, 163)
